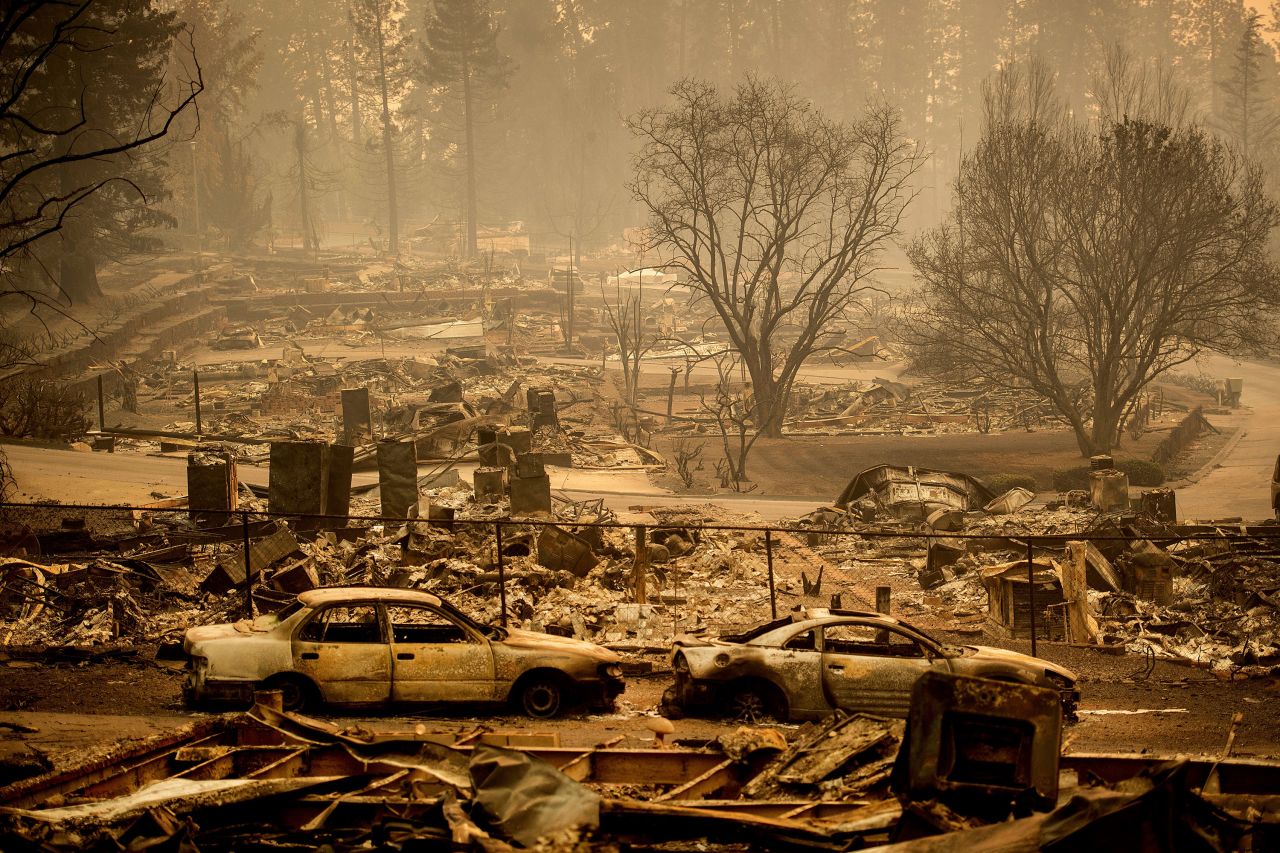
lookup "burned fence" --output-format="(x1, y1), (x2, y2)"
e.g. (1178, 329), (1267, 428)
(2, 501), (1280, 676)
(1152, 405), (1218, 466)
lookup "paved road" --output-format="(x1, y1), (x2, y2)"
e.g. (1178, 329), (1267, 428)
(2, 444), (825, 522)
(1174, 353), (1280, 522)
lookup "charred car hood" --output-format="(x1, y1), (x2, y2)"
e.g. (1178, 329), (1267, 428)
(499, 628), (619, 662)
(184, 616), (279, 648)
(967, 645), (1078, 682)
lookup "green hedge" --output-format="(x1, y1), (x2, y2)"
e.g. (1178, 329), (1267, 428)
(1052, 459), (1165, 492)
(1118, 459), (1165, 486)
(1051, 467), (1092, 491)
(984, 473), (1039, 494)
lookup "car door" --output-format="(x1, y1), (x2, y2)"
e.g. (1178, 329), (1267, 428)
(293, 604), (391, 705)
(387, 604), (496, 703)
(820, 621), (935, 717)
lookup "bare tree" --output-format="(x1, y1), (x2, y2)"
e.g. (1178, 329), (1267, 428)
(695, 351), (760, 491)
(599, 276), (657, 405)
(628, 77), (922, 437)
(1091, 43), (1194, 129)
(908, 63), (1280, 457)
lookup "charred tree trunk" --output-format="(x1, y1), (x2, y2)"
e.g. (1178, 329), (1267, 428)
(374, 4), (398, 255)
(295, 120), (318, 256)
(57, 165), (101, 303)
(462, 53), (478, 259)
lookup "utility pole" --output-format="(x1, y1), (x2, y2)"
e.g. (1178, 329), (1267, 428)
(566, 234), (575, 351)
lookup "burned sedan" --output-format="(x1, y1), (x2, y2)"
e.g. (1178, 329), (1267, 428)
(184, 587), (624, 718)
(662, 608), (1078, 722)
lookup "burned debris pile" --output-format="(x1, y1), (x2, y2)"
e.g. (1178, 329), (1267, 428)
(794, 464), (1280, 678)
(786, 379), (1056, 436)
(1, 675), (1275, 851)
(0, 496), (780, 656)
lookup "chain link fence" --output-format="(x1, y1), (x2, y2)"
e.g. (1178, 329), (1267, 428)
(2, 501), (1279, 673)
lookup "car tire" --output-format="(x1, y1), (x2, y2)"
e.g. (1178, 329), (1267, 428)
(727, 681), (784, 723)
(264, 674), (316, 713)
(518, 674), (565, 719)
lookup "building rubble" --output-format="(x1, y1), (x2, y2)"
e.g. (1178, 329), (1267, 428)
(0, 674), (1275, 851)
(4, 447), (1280, 684)
(794, 464), (1280, 679)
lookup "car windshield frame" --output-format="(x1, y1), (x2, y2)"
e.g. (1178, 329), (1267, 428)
(818, 616), (949, 656)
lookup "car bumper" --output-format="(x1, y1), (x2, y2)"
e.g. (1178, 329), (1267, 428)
(183, 672), (256, 706)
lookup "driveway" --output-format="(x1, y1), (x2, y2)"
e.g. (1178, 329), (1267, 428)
(1174, 354), (1280, 522)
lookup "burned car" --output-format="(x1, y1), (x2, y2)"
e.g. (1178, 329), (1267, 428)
(662, 607), (1078, 722)
(210, 323), (262, 350)
(184, 587), (624, 718)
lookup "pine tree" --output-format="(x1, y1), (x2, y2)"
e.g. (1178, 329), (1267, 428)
(33, 0), (198, 301)
(423, 0), (513, 258)
(350, 0), (411, 255)
(1216, 10), (1280, 159)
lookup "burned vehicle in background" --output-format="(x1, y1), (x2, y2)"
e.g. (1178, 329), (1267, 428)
(184, 588), (625, 718)
(661, 607), (1078, 722)
(210, 323), (262, 350)
(835, 464), (997, 522)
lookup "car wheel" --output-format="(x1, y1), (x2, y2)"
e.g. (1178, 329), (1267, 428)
(264, 674), (315, 712)
(519, 675), (565, 718)
(727, 682), (783, 723)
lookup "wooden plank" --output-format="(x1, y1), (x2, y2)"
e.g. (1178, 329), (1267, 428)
(655, 759), (735, 802)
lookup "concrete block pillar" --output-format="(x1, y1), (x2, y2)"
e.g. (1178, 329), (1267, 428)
(326, 443), (355, 522)
(187, 446), (237, 527)
(268, 441), (329, 520)
(341, 387), (372, 445)
(509, 474), (552, 515)
(377, 439), (419, 520)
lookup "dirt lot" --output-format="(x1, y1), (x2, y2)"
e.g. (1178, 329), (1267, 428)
(649, 419), (1197, 498)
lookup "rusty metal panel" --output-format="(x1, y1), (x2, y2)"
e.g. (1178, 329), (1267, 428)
(902, 671), (1061, 811)
(376, 439), (419, 520)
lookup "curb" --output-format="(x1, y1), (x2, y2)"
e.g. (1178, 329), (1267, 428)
(1169, 423), (1248, 490)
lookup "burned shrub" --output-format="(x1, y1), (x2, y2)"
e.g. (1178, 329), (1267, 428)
(0, 378), (90, 440)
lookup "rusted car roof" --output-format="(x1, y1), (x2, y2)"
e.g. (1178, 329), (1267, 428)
(297, 587), (443, 607)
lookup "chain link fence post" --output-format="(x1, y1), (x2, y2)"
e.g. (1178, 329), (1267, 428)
(1026, 540), (1037, 658)
(765, 529), (777, 619)
(495, 520), (507, 627)
(242, 510), (253, 619)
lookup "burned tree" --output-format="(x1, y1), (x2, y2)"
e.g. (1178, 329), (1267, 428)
(628, 77), (921, 437)
(908, 64), (1280, 457)
(696, 351), (760, 492)
(421, 0), (512, 259)
(599, 277), (656, 406)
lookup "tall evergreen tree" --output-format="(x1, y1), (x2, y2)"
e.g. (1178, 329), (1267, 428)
(24, 0), (202, 301)
(422, 0), (513, 258)
(1217, 10), (1280, 159)
(350, 0), (411, 254)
